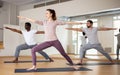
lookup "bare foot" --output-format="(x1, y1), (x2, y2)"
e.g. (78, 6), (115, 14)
(27, 66), (37, 71)
(12, 59), (18, 63)
(75, 63), (83, 65)
(49, 58), (54, 62)
(71, 65), (80, 70)
(110, 60), (114, 64)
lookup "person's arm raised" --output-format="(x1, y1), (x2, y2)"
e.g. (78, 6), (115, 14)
(65, 28), (83, 32)
(65, 21), (83, 25)
(17, 16), (43, 25)
(56, 20), (83, 26)
(98, 27), (117, 31)
(5, 27), (22, 34)
(36, 31), (45, 34)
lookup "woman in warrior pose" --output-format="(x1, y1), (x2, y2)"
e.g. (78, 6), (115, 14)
(18, 9), (82, 70)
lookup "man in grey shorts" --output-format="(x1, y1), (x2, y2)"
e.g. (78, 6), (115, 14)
(66, 20), (116, 64)
(5, 22), (53, 63)
(115, 29), (120, 60)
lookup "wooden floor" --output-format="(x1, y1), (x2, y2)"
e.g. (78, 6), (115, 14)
(0, 41), (4, 49)
(0, 55), (119, 75)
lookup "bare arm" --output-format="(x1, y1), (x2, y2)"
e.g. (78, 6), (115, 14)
(65, 21), (83, 25)
(98, 27), (117, 31)
(5, 27), (22, 34)
(65, 28), (83, 32)
(17, 16), (43, 25)
(36, 31), (45, 34)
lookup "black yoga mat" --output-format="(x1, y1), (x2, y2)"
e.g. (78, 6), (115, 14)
(67, 62), (120, 66)
(15, 67), (92, 73)
(4, 60), (50, 63)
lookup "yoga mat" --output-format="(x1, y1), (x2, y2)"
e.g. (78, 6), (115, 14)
(15, 67), (92, 73)
(4, 60), (50, 63)
(67, 62), (120, 66)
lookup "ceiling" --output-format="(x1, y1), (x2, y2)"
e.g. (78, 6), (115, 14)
(1, 0), (46, 5)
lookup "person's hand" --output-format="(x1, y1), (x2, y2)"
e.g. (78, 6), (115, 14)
(4, 27), (9, 29)
(17, 16), (26, 20)
(79, 22), (83, 25)
(114, 28), (117, 30)
(65, 28), (73, 30)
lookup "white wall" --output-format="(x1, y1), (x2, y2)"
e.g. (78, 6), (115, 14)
(0, 25), (21, 56)
(0, 2), (18, 41)
(0, 2), (9, 41)
(19, 0), (120, 16)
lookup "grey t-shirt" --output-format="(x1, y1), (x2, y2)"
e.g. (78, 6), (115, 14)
(82, 27), (99, 44)
(115, 33), (120, 44)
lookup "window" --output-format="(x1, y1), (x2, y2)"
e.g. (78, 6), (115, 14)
(113, 15), (120, 53)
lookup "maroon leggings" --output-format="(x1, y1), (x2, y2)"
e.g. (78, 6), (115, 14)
(31, 40), (73, 65)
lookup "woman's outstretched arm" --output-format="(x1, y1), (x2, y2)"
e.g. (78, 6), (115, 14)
(65, 28), (83, 32)
(17, 16), (43, 25)
(65, 21), (83, 25)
